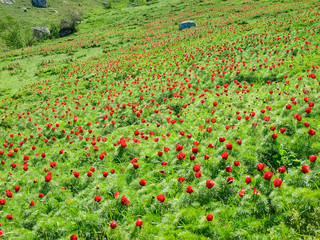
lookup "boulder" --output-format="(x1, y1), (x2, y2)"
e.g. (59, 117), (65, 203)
(32, 27), (50, 39)
(179, 20), (197, 30)
(1, 0), (15, 4)
(59, 28), (74, 37)
(32, 0), (47, 8)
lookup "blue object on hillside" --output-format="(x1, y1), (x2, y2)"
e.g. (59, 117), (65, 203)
(32, 0), (47, 8)
(179, 20), (197, 30)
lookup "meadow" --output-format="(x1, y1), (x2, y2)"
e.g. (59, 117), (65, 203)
(0, 0), (320, 239)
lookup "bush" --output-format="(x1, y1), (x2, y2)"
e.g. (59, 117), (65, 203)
(0, 13), (37, 49)
(59, 7), (83, 37)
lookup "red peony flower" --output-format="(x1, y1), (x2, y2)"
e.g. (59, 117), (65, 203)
(263, 171), (273, 180)
(178, 176), (185, 183)
(136, 218), (143, 229)
(238, 188), (246, 197)
(157, 194), (165, 202)
(139, 179), (146, 186)
(221, 152), (229, 160)
(278, 166), (286, 173)
(94, 195), (102, 202)
(257, 163), (265, 171)
(121, 196), (130, 205)
(309, 155), (317, 162)
(14, 185), (20, 192)
(186, 185), (194, 194)
(227, 176), (234, 184)
(206, 180), (215, 189)
(273, 178), (283, 188)
(109, 221), (117, 229)
(45, 175), (52, 182)
(70, 234), (78, 240)
(73, 171), (80, 178)
(245, 176), (252, 184)
(301, 165), (311, 174)
(206, 214), (213, 221)
(0, 199), (6, 205)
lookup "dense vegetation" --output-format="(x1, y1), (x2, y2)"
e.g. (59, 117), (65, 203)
(0, 0), (320, 239)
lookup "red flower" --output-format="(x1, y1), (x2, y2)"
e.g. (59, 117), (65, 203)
(87, 171), (93, 177)
(6, 214), (13, 220)
(206, 180), (215, 189)
(178, 176), (185, 183)
(206, 214), (213, 221)
(0, 199), (6, 205)
(192, 147), (198, 153)
(193, 164), (200, 172)
(309, 155), (317, 162)
(308, 128), (316, 136)
(0, 229), (4, 237)
(70, 234), (78, 240)
(257, 163), (265, 171)
(109, 221), (117, 229)
(39, 193), (45, 198)
(94, 195), (102, 202)
(273, 178), (283, 188)
(226, 143), (232, 150)
(301, 165), (311, 174)
(176, 152), (186, 160)
(136, 218), (143, 229)
(121, 196), (130, 205)
(263, 171), (273, 180)
(236, 139), (242, 145)
(233, 160), (240, 166)
(14, 185), (20, 192)
(245, 176), (252, 184)
(278, 166), (286, 173)
(45, 175), (52, 182)
(102, 171), (108, 177)
(238, 188), (246, 197)
(139, 179), (146, 186)
(195, 172), (201, 178)
(157, 194), (165, 202)
(227, 176), (233, 184)
(225, 166), (232, 172)
(114, 191), (120, 198)
(221, 152), (229, 160)
(186, 185), (194, 194)
(30, 200), (35, 207)
(41, 152), (46, 158)
(6, 190), (12, 198)
(279, 128), (286, 133)
(272, 133), (278, 139)
(253, 187), (261, 195)
(73, 171), (80, 178)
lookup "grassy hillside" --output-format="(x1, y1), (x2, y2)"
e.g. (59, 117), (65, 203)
(0, 0), (320, 239)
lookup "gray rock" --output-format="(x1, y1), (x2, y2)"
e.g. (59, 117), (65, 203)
(59, 28), (74, 37)
(1, 0), (15, 4)
(179, 20), (197, 30)
(32, 27), (50, 38)
(127, 3), (136, 7)
(32, 0), (47, 8)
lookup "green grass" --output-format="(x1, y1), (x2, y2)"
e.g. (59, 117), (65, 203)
(0, 0), (320, 239)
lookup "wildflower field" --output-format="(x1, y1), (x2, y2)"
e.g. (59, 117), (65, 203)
(0, 0), (320, 239)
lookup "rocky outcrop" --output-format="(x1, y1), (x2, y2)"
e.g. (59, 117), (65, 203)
(32, 0), (47, 8)
(32, 27), (50, 39)
(179, 20), (197, 30)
